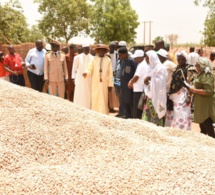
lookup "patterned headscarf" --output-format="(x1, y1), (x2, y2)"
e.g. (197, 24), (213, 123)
(197, 57), (212, 74)
(175, 50), (188, 63)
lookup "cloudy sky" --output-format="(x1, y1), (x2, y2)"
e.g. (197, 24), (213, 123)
(1, 0), (209, 44)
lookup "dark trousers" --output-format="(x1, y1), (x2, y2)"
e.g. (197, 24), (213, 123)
(115, 86), (125, 116)
(27, 71), (44, 92)
(199, 117), (215, 138)
(133, 92), (143, 119)
(9, 75), (25, 86)
(123, 102), (133, 118)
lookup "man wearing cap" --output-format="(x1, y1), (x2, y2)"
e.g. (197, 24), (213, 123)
(83, 44), (113, 114)
(118, 47), (137, 118)
(128, 50), (148, 119)
(25, 40), (46, 92)
(157, 49), (177, 92)
(44, 40), (68, 98)
(4, 45), (25, 86)
(66, 44), (77, 101)
(72, 44), (93, 109)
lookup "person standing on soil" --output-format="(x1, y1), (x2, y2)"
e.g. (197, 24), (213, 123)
(128, 50), (147, 119)
(44, 40), (68, 98)
(4, 45), (25, 86)
(83, 44), (113, 114)
(118, 47), (137, 118)
(72, 44), (93, 109)
(66, 44), (77, 101)
(25, 40), (46, 92)
(142, 50), (167, 126)
(165, 51), (192, 130)
(189, 57), (215, 138)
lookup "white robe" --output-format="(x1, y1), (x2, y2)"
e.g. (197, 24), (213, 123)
(87, 55), (113, 114)
(72, 53), (94, 109)
(144, 51), (167, 119)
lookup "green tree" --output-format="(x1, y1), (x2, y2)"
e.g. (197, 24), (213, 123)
(0, 0), (30, 44)
(34, 0), (91, 43)
(194, 0), (215, 46)
(152, 36), (163, 44)
(90, 0), (139, 44)
(27, 25), (44, 42)
(203, 14), (215, 46)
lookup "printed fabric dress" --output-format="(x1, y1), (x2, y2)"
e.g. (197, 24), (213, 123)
(165, 65), (196, 130)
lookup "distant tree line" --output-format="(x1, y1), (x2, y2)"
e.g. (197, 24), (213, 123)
(0, 0), (139, 44)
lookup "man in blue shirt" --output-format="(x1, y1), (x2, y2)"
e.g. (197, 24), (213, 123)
(25, 40), (46, 92)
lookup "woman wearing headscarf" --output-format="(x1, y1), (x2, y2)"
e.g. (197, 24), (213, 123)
(189, 57), (215, 138)
(142, 50), (167, 126)
(165, 50), (194, 130)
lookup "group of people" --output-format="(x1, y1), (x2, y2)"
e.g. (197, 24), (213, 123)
(0, 39), (215, 138)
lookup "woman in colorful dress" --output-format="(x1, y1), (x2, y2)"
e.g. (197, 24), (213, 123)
(189, 57), (215, 138)
(142, 50), (167, 126)
(165, 50), (194, 130)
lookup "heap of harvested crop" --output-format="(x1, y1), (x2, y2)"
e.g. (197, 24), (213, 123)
(0, 80), (215, 194)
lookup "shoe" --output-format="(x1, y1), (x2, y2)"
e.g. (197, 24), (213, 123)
(109, 108), (117, 113)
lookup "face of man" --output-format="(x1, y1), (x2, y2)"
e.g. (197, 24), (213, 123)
(51, 44), (59, 52)
(62, 47), (69, 54)
(118, 53), (128, 60)
(36, 41), (44, 51)
(109, 44), (116, 54)
(158, 55), (166, 63)
(83, 47), (90, 55)
(145, 55), (150, 65)
(134, 57), (144, 64)
(70, 46), (76, 54)
(8, 46), (15, 55)
(98, 49), (106, 57)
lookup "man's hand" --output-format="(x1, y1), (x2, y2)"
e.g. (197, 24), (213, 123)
(28, 64), (36, 70)
(44, 79), (49, 85)
(189, 86), (195, 93)
(128, 81), (133, 89)
(144, 76), (151, 85)
(83, 73), (87, 78)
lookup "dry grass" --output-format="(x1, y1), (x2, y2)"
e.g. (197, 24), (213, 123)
(0, 80), (215, 194)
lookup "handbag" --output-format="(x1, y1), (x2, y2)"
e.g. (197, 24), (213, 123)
(137, 91), (146, 110)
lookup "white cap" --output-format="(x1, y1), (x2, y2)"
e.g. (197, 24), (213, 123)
(119, 41), (127, 47)
(45, 43), (51, 51)
(82, 44), (90, 48)
(157, 49), (168, 58)
(132, 50), (144, 58)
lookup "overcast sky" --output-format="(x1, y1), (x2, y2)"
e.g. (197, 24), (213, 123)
(1, 0), (209, 44)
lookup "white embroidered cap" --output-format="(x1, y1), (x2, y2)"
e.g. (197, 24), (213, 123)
(157, 49), (168, 58)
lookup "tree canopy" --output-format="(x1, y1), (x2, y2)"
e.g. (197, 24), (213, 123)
(90, 0), (139, 44)
(34, 0), (92, 43)
(0, 0), (30, 44)
(194, 0), (215, 46)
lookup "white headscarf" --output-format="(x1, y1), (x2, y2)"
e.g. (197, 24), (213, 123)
(198, 57), (213, 74)
(175, 50), (188, 63)
(144, 50), (167, 119)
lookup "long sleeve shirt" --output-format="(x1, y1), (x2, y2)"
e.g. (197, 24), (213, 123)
(25, 48), (46, 75)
